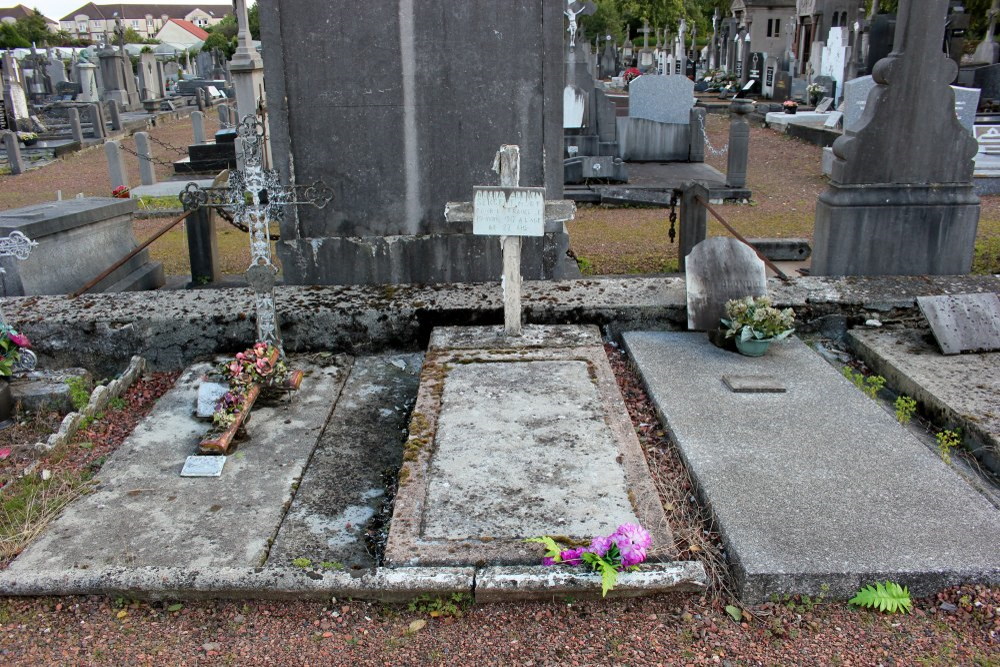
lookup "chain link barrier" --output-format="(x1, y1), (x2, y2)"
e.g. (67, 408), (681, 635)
(698, 114), (729, 156)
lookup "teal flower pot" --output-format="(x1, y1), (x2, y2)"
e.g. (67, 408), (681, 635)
(735, 337), (771, 357)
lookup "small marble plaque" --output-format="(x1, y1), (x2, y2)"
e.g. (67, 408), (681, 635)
(723, 375), (787, 393)
(196, 381), (229, 419)
(473, 187), (545, 237)
(815, 97), (834, 113)
(181, 455), (226, 477)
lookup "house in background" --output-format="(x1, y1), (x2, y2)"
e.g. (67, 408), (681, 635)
(155, 18), (208, 50)
(0, 4), (58, 30)
(59, 3), (231, 42)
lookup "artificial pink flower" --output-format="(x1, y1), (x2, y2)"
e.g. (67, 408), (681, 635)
(559, 548), (584, 566)
(8, 332), (29, 348)
(588, 534), (613, 557)
(542, 556), (557, 567)
(612, 523), (651, 567)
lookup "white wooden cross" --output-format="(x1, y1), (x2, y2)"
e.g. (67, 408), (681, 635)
(0, 230), (38, 372)
(472, 145), (544, 337)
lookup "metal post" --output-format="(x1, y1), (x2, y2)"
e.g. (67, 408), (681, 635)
(679, 182), (708, 272)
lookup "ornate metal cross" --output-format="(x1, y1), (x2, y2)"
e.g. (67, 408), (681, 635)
(0, 230), (38, 372)
(180, 115), (332, 354)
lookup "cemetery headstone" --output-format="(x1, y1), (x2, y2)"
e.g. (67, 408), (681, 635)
(0, 230), (38, 373)
(824, 111), (843, 128)
(916, 293), (1000, 355)
(975, 125), (1000, 154)
(952, 86), (981, 132)
(628, 75), (695, 124)
(814, 97), (834, 113)
(843, 75), (877, 131)
(2, 131), (24, 174)
(685, 237), (767, 331)
(813, 0), (980, 276)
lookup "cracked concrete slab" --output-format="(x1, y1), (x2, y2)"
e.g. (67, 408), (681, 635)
(386, 325), (672, 568)
(623, 332), (1000, 603)
(268, 353), (423, 570)
(5, 355), (351, 573)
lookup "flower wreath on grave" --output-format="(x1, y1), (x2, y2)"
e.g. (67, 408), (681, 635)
(623, 67), (642, 87)
(0, 325), (31, 377)
(721, 296), (795, 357)
(211, 342), (289, 430)
(16, 131), (37, 145)
(526, 523), (652, 597)
(111, 185), (130, 199)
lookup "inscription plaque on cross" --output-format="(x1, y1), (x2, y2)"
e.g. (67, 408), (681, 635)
(472, 145), (544, 337)
(0, 230), (38, 372)
(180, 115), (332, 354)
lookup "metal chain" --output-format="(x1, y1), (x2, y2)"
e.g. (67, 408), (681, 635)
(146, 134), (188, 154)
(668, 193), (678, 243)
(698, 114), (729, 156)
(117, 142), (177, 168)
(216, 206), (281, 241)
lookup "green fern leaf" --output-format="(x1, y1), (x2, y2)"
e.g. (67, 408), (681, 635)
(524, 536), (562, 560)
(849, 581), (912, 614)
(600, 562), (618, 598)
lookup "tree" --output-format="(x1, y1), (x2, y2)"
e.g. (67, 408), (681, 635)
(580, 0), (626, 43)
(202, 30), (235, 58)
(248, 1), (260, 40)
(14, 8), (53, 46)
(0, 23), (30, 49)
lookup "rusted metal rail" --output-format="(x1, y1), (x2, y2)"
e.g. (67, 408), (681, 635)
(694, 195), (790, 282)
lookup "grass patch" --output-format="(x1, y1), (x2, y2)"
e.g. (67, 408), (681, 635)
(134, 195), (184, 211)
(973, 236), (1000, 274)
(1, 470), (91, 566)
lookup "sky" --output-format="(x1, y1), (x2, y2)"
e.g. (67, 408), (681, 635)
(17, 1), (231, 22)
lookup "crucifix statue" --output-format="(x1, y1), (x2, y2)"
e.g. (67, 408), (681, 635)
(565, 1), (596, 50)
(180, 115), (333, 354)
(0, 230), (38, 373)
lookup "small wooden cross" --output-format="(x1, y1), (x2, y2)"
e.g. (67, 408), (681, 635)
(472, 145), (544, 337)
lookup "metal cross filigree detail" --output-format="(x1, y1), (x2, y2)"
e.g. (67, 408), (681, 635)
(0, 231), (39, 373)
(180, 115), (333, 352)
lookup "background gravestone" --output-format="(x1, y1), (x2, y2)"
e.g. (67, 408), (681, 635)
(261, 0), (570, 285)
(685, 237), (767, 331)
(628, 75), (695, 125)
(813, 0), (980, 276)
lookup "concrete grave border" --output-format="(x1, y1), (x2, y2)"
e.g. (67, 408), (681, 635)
(385, 325), (672, 568)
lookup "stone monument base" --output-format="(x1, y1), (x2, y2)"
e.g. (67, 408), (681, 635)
(278, 232), (579, 286)
(811, 183), (979, 276)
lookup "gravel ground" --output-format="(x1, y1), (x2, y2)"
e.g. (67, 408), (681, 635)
(0, 347), (996, 665)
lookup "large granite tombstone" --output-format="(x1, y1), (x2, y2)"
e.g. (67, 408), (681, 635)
(138, 52), (164, 100)
(974, 63), (1000, 102)
(0, 199), (164, 295)
(813, 0), (980, 276)
(628, 75), (695, 125)
(685, 237), (767, 331)
(261, 0), (569, 285)
(617, 74), (699, 161)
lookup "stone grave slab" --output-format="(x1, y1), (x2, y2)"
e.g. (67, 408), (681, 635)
(849, 328), (1000, 476)
(916, 293), (1000, 355)
(385, 325), (671, 567)
(685, 237), (767, 331)
(5, 357), (350, 572)
(623, 332), (1000, 602)
(628, 74), (695, 125)
(823, 111), (843, 128)
(268, 353), (422, 571)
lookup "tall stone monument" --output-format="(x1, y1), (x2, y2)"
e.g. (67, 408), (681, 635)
(261, 0), (570, 285)
(811, 0), (980, 276)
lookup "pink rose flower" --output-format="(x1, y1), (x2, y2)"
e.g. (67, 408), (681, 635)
(8, 332), (29, 348)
